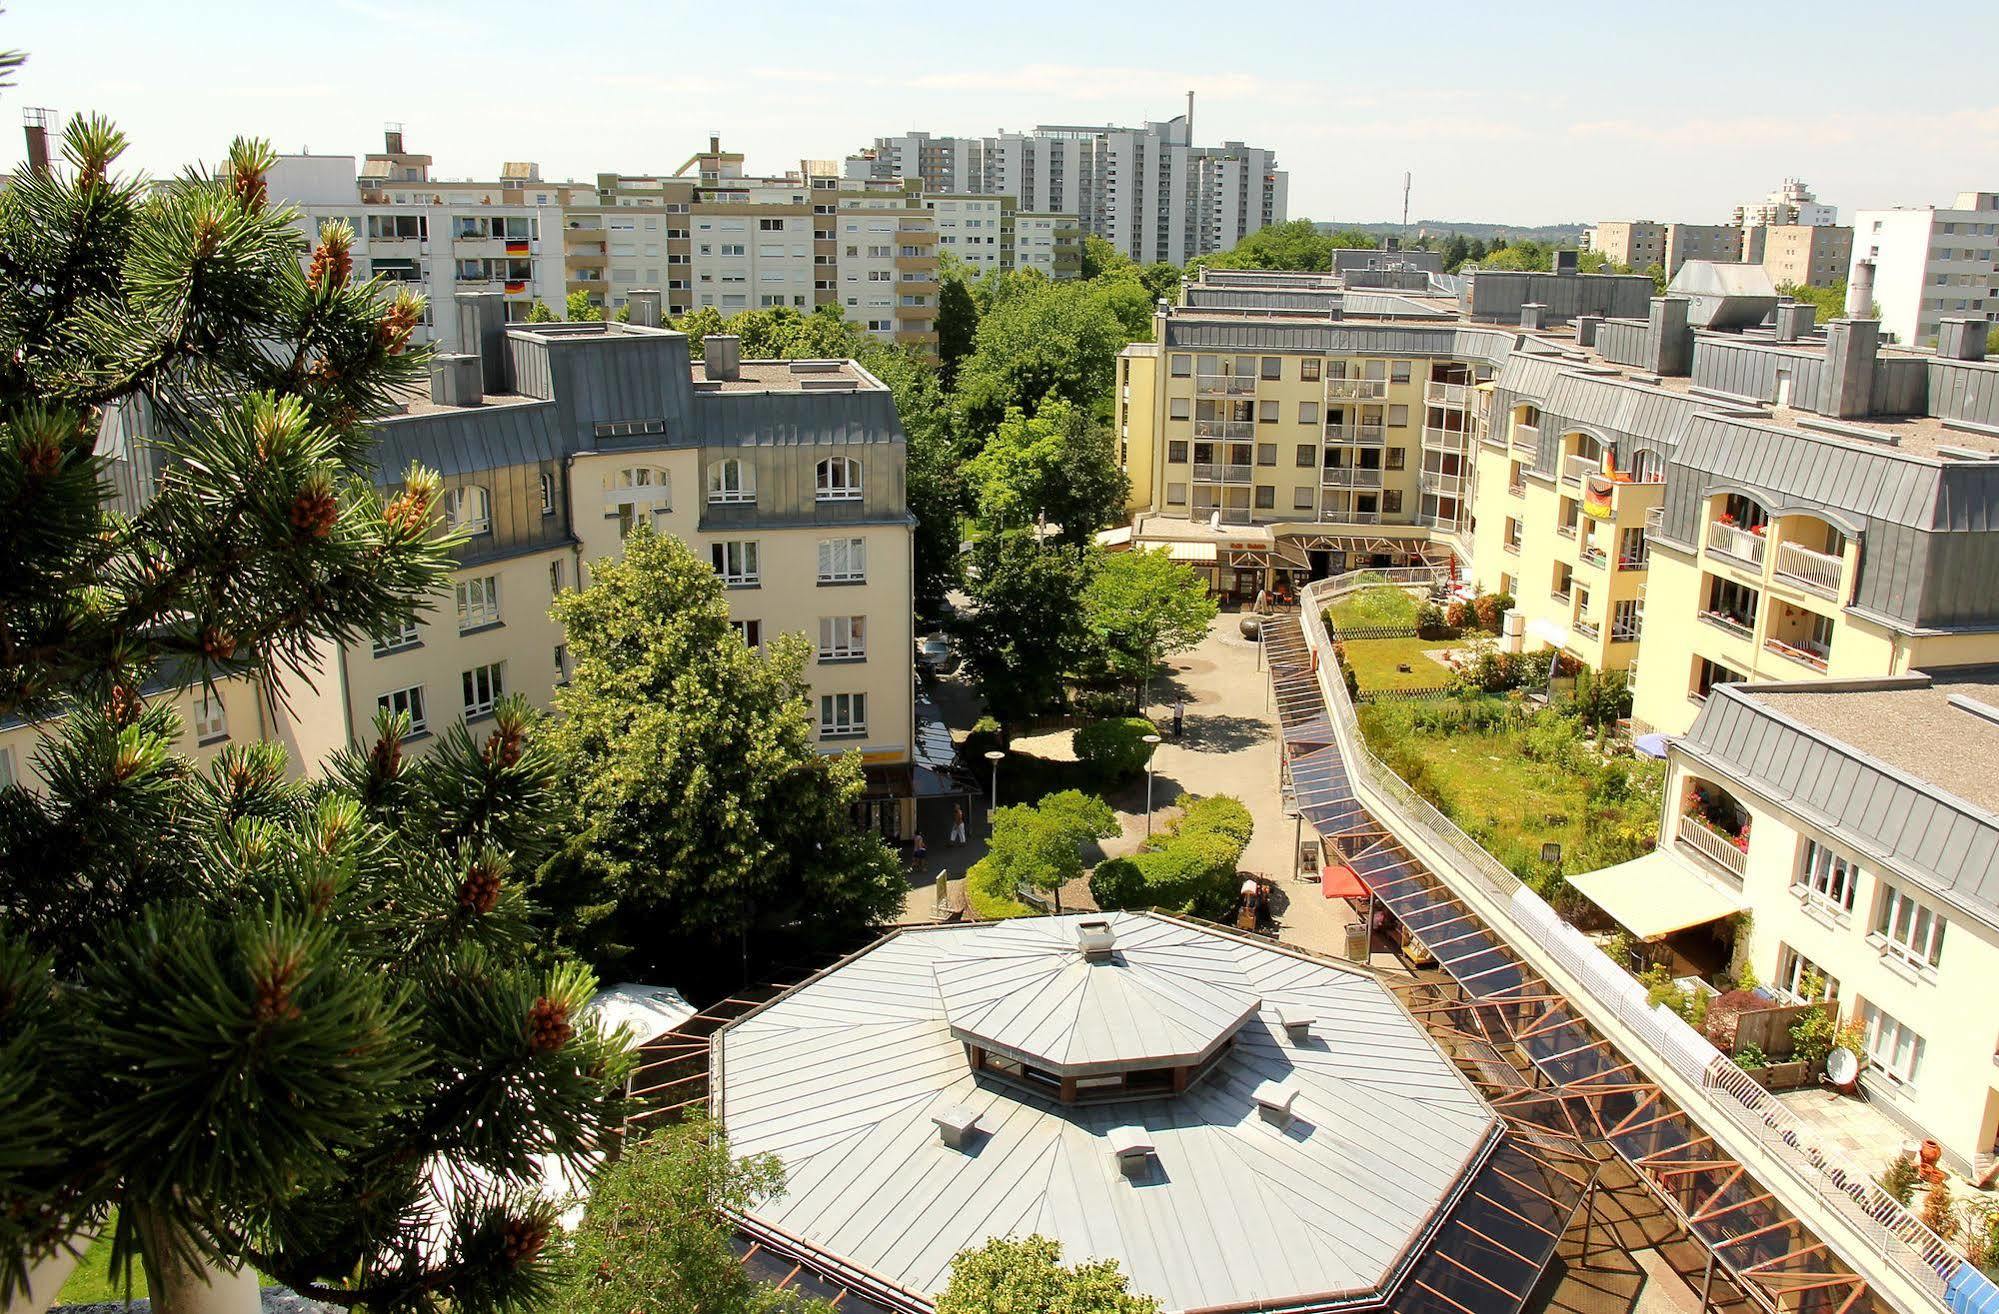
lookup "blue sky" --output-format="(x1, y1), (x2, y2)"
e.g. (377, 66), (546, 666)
(9, 0), (1999, 227)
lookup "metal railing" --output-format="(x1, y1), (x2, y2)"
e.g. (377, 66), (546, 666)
(1422, 425), (1470, 452)
(1193, 419), (1254, 440)
(1327, 423), (1386, 445)
(1420, 471), (1464, 497)
(1192, 462), (1252, 482)
(1775, 541), (1844, 599)
(1645, 505), (1665, 533)
(1425, 380), (1473, 407)
(1296, 569), (1970, 1314)
(1765, 637), (1831, 672)
(1676, 816), (1749, 880)
(1322, 467), (1384, 488)
(1196, 374), (1258, 396)
(1579, 544), (1608, 569)
(1700, 609), (1755, 640)
(1324, 377), (1387, 400)
(1507, 480), (1526, 497)
(1574, 618), (1601, 640)
(1707, 520), (1768, 567)
(1192, 504), (1254, 525)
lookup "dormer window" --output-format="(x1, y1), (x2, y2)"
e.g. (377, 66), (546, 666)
(816, 457), (863, 501)
(707, 457), (756, 505)
(444, 485), (491, 536)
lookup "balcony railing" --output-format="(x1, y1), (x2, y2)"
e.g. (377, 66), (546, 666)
(1322, 467), (1384, 489)
(1706, 520), (1767, 568)
(1611, 622), (1641, 642)
(1579, 544), (1608, 569)
(1196, 374), (1258, 396)
(1328, 423), (1386, 446)
(1645, 504), (1665, 534)
(1699, 609), (1755, 640)
(1191, 504), (1254, 525)
(1563, 454), (1601, 485)
(1774, 541), (1843, 599)
(1574, 618), (1601, 640)
(1324, 378), (1388, 400)
(1193, 419), (1254, 440)
(1419, 471), (1464, 497)
(1556, 522), (1578, 539)
(1677, 817), (1748, 882)
(1511, 422), (1540, 452)
(1764, 637), (1830, 671)
(1422, 425), (1470, 452)
(1425, 380), (1473, 407)
(1192, 463), (1252, 483)
(1507, 480), (1525, 497)
(1617, 550), (1649, 571)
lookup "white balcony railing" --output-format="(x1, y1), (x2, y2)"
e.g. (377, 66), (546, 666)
(1322, 467), (1384, 489)
(1706, 519), (1768, 568)
(1563, 454), (1601, 485)
(1774, 541), (1843, 599)
(1677, 816), (1748, 882)
(1578, 544), (1608, 569)
(1327, 423), (1386, 446)
(1573, 618), (1601, 640)
(1420, 471), (1464, 497)
(1196, 374), (1258, 396)
(1422, 425), (1470, 453)
(1193, 419), (1254, 440)
(1511, 421), (1540, 452)
(1425, 380), (1473, 407)
(1191, 504), (1254, 525)
(1324, 377), (1388, 401)
(1192, 462), (1252, 483)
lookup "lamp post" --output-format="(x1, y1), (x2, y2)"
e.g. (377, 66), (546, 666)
(985, 748), (1006, 827)
(1142, 734), (1162, 837)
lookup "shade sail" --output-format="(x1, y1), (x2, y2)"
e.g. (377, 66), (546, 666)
(1569, 850), (1745, 941)
(1163, 541), (1218, 563)
(1322, 864), (1368, 899)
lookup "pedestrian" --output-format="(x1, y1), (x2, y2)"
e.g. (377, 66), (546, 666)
(912, 832), (927, 866)
(950, 804), (967, 846)
(1255, 586), (1269, 615)
(1172, 699), (1185, 739)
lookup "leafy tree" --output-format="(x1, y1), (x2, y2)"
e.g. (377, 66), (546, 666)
(981, 791), (1117, 912)
(965, 398), (1129, 546)
(1324, 228), (1381, 250)
(1087, 857), (1146, 911)
(1776, 280), (1876, 328)
(526, 299), (558, 323)
(1105, 794), (1252, 917)
(1079, 548), (1217, 697)
(1567, 667), (1632, 737)
(542, 528), (904, 981)
(1988, 326), (1999, 356)
(672, 305), (725, 351)
(1079, 234), (1131, 282)
(1465, 238), (1489, 262)
(550, 1115), (828, 1314)
(953, 277), (1152, 437)
(1441, 233), (1470, 272)
(852, 345), (965, 616)
(936, 1235), (1159, 1314)
(959, 529), (1091, 723)
(0, 104), (630, 1314)
(1643, 262), (1668, 293)
(1201, 219), (1335, 271)
(613, 302), (632, 324)
(1071, 718), (1159, 782)
(935, 257), (980, 388)
(565, 288), (603, 322)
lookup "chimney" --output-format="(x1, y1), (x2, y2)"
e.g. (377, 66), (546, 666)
(1253, 1079), (1300, 1127)
(22, 108), (53, 175)
(627, 289), (662, 329)
(1108, 1126), (1155, 1179)
(1936, 317), (1987, 362)
(1279, 1006), (1317, 1044)
(931, 1104), (979, 1150)
(1648, 296), (1692, 376)
(455, 292), (508, 393)
(1552, 248), (1579, 276)
(1077, 919), (1116, 962)
(1821, 318), (1880, 419)
(1520, 302), (1547, 331)
(1384, 234), (1401, 252)
(427, 353), (483, 407)
(708, 133), (721, 155)
(702, 333), (741, 382)
(384, 121), (404, 155)
(1774, 301), (1816, 342)
(1575, 314), (1602, 347)
(1846, 260), (1875, 321)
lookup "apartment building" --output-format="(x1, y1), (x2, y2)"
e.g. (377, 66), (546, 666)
(1850, 191), (1999, 346)
(274, 295), (919, 838)
(0, 665), (269, 794)
(866, 113), (1286, 266)
(560, 173), (699, 319)
(1731, 177), (1839, 229)
(1013, 211), (1081, 277)
(1744, 223), (1853, 289)
(834, 178), (938, 349)
(1607, 672), (1999, 1173)
(916, 192), (1081, 281)
(267, 127), (575, 352)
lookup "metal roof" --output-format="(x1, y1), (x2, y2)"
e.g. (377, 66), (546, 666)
(367, 397), (563, 484)
(716, 912), (1500, 1312)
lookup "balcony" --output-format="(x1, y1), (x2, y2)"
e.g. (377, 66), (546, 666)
(1327, 423), (1386, 446)
(1193, 419), (1254, 440)
(1773, 541), (1843, 599)
(1617, 548), (1650, 571)
(1192, 463), (1252, 483)
(1422, 425), (1469, 453)
(1556, 522), (1578, 540)
(1511, 422), (1540, 453)
(1322, 467), (1384, 489)
(1502, 540), (1521, 555)
(1764, 636), (1830, 672)
(1578, 543), (1608, 570)
(1192, 505), (1254, 526)
(1677, 816), (1747, 882)
(1507, 479), (1525, 497)
(1562, 454), (1600, 485)
(1324, 378), (1388, 401)
(1699, 608), (1756, 640)
(1425, 380), (1473, 407)
(1419, 471), (1464, 497)
(1706, 520), (1767, 568)
(1196, 374), (1258, 397)
(1574, 618), (1601, 640)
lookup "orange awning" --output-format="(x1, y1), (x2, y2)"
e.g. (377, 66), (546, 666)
(1322, 864), (1368, 900)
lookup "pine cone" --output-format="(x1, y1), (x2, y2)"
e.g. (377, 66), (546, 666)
(308, 234), (352, 291)
(107, 682), (140, 727)
(17, 431), (61, 479)
(290, 481), (339, 539)
(307, 355), (341, 387)
(456, 860), (502, 915)
(482, 723), (523, 769)
(369, 730), (401, 781)
(498, 1218), (548, 1269)
(383, 487), (432, 534)
(251, 952), (303, 1025)
(526, 997), (573, 1054)
(378, 296), (423, 355)
(231, 162), (268, 212)
(201, 628), (238, 661)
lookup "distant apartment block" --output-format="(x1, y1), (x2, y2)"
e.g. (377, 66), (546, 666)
(1589, 190), (1853, 289)
(914, 190), (1081, 281)
(1732, 177), (1839, 229)
(1744, 223), (1854, 290)
(1585, 221), (1742, 276)
(1851, 191), (1999, 346)
(865, 113), (1287, 266)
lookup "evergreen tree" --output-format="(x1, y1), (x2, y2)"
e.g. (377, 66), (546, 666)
(0, 107), (629, 1314)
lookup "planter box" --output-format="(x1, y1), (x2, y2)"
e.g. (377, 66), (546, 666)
(1740, 1059), (1814, 1091)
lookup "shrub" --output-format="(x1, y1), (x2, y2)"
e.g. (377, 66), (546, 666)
(1880, 1155), (1919, 1205)
(1473, 592), (1506, 632)
(1088, 857), (1146, 911)
(965, 857), (1034, 919)
(1072, 717), (1160, 781)
(1416, 602), (1452, 639)
(1790, 1000), (1837, 1068)
(1734, 1042), (1768, 1070)
(1072, 688), (1132, 721)
(1523, 714), (1584, 771)
(963, 714), (1004, 765)
(1446, 599), (1476, 631)
(1175, 793), (1254, 848)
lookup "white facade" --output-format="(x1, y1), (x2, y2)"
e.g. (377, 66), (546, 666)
(927, 194), (1008, 278)
(1733, 178), (1838, 229)
(1012, 213), (1067, 276)
(1850, 191), (1999, 346)
(691, 205), (816, 315)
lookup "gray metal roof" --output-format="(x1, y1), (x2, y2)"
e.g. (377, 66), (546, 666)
(367, 397), (563, 484)
(1679, 681), (1999, 932)
(716, 912), (1498, 1312)
(687, 387), (907, 449)
(1161, 319), (1518, 366)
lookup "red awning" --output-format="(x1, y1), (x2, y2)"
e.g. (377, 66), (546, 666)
(1321, 864), (1369, 900)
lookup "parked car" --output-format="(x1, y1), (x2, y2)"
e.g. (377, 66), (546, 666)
(917, 635), (958, 676)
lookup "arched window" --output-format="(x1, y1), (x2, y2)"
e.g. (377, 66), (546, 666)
(1629, 448), (1664, 482)
(707, 457), (756, 505)
(444, 485), (491, 535)
(605, 467), (671, 539)
(816, 457), (863, 501)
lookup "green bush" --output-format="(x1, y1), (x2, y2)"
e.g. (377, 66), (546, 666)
(1072, 717), (1159, 782)
(963, 715), (1004, 765)
(1790, 1001), (1837, 1068)
(1523, 715), (1584, 772)
(1071, 688), (1132, 721)
(965, 857), (1035, 919)
(1416, 602), (1453, 639)
(1088, 857), (1146, 911)
(1174, 793), (1254, 848)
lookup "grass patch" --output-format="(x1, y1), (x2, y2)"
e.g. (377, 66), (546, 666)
(57, 1211), (142, 1305)
(1326, 583), (1421, 633)
(1340, 637), (1456, 691)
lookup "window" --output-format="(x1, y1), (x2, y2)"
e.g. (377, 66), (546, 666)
(1860, 1002), (1925, 1086)
(815, 457), (863, 501)
(1387, 404), (1410, 427)
(707, 457), (755, 504)
(1385, 448), (1407, 471)
(192, 691), (228, 744)
(1775, 945), (1837, 1003)
(1874, 883), (1946, 970)
(1796, 839), (1858, 915)
(1260, 356), (1282, 380)
(456, 576), (500, 631)
(374, 618), (421, 656)
(1168, 397), (1190, 420)
(1256, 443), (1277, 466)
(1170, 354), (1192, 377)
(377, 685), (427, 736)
(818, 615), (866, 660)
(818, 537), (866, 583)
(1167, 440), (1189, 464)
(1292, 487), (1315, 510)
(1299, 401), (1320, 425)
(820, 692), (867, 738)
(549, 559), (564, 595)
(539, 471), (556, 515)
(1391, 361), (1412, 384)
(1257, 400), (1278, 424)
(1383, 490), (1404, 515)
(1254, 485), (1275, 509)
(730, 619), (762, 648)
(445, 485), (492, 535)
(1166, 482), (1187, 506)
(462, 663), (504, 718)
(1296, 445), (1316, 468)
(711, 540), (760, 586)
(1301, 359), (1322, 382)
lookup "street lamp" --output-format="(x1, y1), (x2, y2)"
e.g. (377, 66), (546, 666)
(985, 748), (1006, 826)
(1142, 734), (1162, 837)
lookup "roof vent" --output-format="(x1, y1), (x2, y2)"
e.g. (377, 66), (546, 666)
(703, 333), (741, 382)
(931, 1103), (979, 1150)
(1253, 1079), (1300, 1125)
(1077, 919), (1116, 962)
(1278, 1006), (1317, 1042)
(1107, 1126), (1154, 1177)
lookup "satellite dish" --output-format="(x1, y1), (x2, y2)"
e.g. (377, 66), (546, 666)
(1825, 1047), (1859, 1091)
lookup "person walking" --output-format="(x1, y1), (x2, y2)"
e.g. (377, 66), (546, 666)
(1172, 699), (1185, 739)
(912, 833), (928, 867)
(949, 804), (967, 846)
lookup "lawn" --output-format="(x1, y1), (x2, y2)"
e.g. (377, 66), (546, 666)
(1325, 583), (1422, 633)
(1339, 636), (1456, 691)
(57, 1212), (141, 1305)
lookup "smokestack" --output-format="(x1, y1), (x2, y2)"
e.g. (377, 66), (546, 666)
(384, 121), (404, 155)
(1185, 89), (1194, 141)
(1846, 260), (1875, 321)
(22, 108), (53, 175)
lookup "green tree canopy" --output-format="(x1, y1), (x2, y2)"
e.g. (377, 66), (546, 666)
(1079, 548), (1218, 693)
(526, 299), (558, 322)
(543, 528), (904, 981)
(565, 288), (603, 321)
(1195, 220), (1375, 272)
(964, 398), (1129, 546)
(935, 1235), (1159, 1314)
(980, 790), (1117, 912)
(953, 276), (1152, 437)
(959, 529), (1092, 723)
(935, 256), (980, 388)
(672, 305), (725, 351)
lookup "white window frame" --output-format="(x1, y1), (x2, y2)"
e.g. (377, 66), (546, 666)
(539, 471), (556, 515)
(456, 575), (501, 632)
(730, 619), (762, 648)
(1774, 944), (1838, 1003)
(1860, 1002), (1924, 1086)
(1873, 883), (1946, 971)
(445, 485), (492, 535)
(192, 691), (229, 744)
(707, 458), (756, 504)
(818, 615), (866, 661)
(816, 457), (863, 501)
(817, 537), (866, 584)
(378, 684), (428, 735)
(462, 663), (504, 719)
(373, 617), (421, 656)
(711, 540), (760, 587)
(1794, 838), (1858, 917)
(819, 692), (867, 738)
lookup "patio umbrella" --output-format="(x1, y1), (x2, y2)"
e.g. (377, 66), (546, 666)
(1633, 732), (1670, 759)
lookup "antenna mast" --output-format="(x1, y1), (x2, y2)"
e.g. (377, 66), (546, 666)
(1402, 171), (1411, 231)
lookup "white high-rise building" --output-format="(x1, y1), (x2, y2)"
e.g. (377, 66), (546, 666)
(1732, 178), (1838, 229)
(866, 114), (1287, 267)
(1850, 191), (1999, 346)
